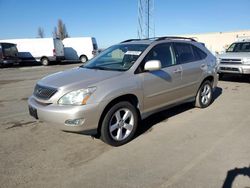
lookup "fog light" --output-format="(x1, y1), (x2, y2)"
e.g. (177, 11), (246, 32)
(65, 118), (85, 126)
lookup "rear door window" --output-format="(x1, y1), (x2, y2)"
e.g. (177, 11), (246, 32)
(174, 43), (196, 64)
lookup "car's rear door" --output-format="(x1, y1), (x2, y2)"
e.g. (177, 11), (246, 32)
(173, 42), (206, 98)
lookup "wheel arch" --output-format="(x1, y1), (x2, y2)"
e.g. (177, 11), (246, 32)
(202, 75), (214, 85)
(40, 56), (48, 62)
(96, 94), (141, 137)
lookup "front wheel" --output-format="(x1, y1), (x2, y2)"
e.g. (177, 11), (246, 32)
(195, 80), (213, 108)
(100, 101), (138, 146)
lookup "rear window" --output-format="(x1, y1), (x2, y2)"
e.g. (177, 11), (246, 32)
(2, 43), (17, 57)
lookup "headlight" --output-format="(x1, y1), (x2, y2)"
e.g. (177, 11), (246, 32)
(58, 87), (96, 105)
(242, 58), (250, 64)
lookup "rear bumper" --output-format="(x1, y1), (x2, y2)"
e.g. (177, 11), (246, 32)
(218, 64), (250, 74)
(0, 59), (20, 65)
(28, 96), (103, 134)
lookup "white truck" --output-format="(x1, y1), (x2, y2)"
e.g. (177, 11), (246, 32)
(62, 37), (98, 63)
(0, 38), (64, 65)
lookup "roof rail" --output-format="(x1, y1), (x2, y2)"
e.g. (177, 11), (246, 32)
(120, 39), (141, 43)
(155, 36), (197, 42)
(120, 36), (197, 43)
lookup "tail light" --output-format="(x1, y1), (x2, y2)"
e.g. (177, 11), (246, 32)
(53, 49), (56, 56)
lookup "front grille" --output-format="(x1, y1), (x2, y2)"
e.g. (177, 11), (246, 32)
(33, 84), (57, 100)
(220, 59), (242, 64)
(220, 67), (239, 72)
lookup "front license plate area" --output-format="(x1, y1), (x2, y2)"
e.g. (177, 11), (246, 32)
(29, 105), (38, 119)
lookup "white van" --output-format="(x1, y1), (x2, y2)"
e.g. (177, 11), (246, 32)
(62, 37), (98, 63)
(0, 38), (64, 65)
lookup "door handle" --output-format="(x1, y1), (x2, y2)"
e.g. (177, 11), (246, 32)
(200, 64), (206, 69)
(173, 69), (182, 74)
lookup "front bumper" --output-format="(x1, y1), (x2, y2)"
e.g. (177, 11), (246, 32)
(218, 64), (250, 74)
(28, 96), (103, 134)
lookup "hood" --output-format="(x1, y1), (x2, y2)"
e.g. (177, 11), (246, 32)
(37, 67), (123, 90)
(218, 52), (250, 59)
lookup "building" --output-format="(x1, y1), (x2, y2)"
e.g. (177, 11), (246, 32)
(182, 30), (250, 54)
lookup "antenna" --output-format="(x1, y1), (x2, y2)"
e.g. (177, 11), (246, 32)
(138, 0), (154, 39)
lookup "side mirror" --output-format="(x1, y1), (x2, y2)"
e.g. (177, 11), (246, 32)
(144, 60), (162, 71)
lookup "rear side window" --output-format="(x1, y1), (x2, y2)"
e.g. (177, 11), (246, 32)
(192, 45), (207, 60)
(174, 43), (196, 64)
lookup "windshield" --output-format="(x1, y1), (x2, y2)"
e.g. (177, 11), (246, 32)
(82, 44), (148, 71)
(227, 42), (250, 52)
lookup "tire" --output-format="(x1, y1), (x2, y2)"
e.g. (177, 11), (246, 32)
(195, 80), (213, 108)
(41, 57), (49, 66)
(100, 101), (138, 146)
(80, 55), (88, 64)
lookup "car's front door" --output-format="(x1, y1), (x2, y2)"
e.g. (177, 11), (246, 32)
(138, 43), (184, 113)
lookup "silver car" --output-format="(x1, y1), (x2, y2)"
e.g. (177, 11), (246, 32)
(217, 39), (250, 78)
(28, 37), (218, 146)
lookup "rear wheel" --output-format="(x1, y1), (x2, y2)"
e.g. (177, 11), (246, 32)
(80, 55), (88, 64)
(100, 101), (138, 146)
(195, 80), (213, 108)
(41, 57), (49, 66)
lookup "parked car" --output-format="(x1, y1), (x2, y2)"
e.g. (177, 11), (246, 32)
(0, 38), (64, 66)
(217, 38), (250, 78)
(63, 37), (98, 63)
(28, 37), (218, 146)
(0, 42), (20, 67)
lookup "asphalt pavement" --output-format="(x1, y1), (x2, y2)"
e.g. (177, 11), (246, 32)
(0, 64), (250, 188)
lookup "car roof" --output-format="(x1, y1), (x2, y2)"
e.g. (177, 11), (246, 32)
(120, 36), (197, 45)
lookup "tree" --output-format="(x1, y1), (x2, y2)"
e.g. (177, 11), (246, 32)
(53, 19), (69, 40)
(37, 27), (45, 38)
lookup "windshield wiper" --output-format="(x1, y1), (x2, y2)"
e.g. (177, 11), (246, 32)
(81, 65), (125, 71)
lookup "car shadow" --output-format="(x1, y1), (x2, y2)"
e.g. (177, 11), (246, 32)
(135, 102), (194, 137)
(220, 74), (250, 83)
(222, 166), (250, 188)
(135, 86), (223, 137)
